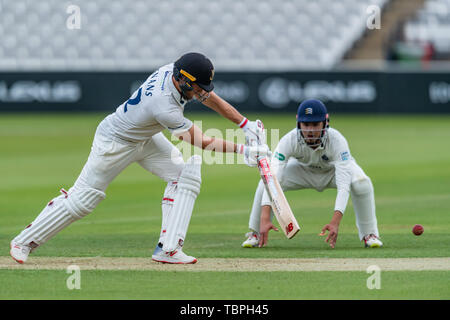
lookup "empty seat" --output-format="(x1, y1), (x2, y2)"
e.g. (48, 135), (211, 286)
(0, 0), (392, 70)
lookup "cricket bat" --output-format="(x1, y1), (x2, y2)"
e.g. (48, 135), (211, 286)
(257, 156), (300, 239)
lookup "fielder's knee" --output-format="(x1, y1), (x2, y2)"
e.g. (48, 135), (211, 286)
(64, 187), (106, 219)
(351, 177), (373, 196)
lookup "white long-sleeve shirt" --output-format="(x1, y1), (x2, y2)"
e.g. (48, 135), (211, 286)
(97, 63), (193, 143)
(262, 128), (353, 214)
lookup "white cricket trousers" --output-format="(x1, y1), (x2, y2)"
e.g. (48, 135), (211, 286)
(248, 158), (379, 240)
(13, 131), (185, 248)
(74, 131), (185, 245)
(74, 132), (184, 192)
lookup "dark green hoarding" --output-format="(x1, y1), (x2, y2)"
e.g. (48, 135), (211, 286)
(0, 71), (449, 113)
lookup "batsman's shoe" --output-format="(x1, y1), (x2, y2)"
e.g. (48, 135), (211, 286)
(152, 243), (197, 264)
(242, 231), (260, 248)
(364, 234), (383, 248)
(10, 241), (33, 264)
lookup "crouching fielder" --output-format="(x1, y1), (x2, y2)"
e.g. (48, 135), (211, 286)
(242, 99), (382, 249)
(10, 52), (269, 265)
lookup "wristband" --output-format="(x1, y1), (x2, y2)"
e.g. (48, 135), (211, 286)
(238, 117), (248, 129)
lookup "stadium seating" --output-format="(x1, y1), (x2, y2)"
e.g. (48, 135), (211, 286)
(403, 0), (450, 54)
(0, 0), (389, 70)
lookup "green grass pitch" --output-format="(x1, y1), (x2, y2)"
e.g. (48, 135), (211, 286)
(0, 112), (449, 300)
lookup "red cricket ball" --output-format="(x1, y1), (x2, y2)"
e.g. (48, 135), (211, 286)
(412, 224), (424, 236)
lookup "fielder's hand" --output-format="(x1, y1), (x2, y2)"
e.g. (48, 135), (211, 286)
(319, 211), (343, 249)
(259, 220), (278, 247)
(259, 205), (278, 247)
(319, 223), (339, 249)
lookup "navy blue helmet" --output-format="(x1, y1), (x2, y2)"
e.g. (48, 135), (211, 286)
(296, 99), (330, 148)
(297, 99), (328, 123)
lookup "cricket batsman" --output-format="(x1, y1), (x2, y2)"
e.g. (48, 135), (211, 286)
(242, 99), (383, 249)
(10, 52), (269, 264)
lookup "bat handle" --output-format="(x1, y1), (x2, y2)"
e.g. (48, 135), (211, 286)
(256, 155), (267, 164)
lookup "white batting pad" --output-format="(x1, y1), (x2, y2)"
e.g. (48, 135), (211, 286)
(162, 155), (202, 252)
(65, 186), (106, 218)
(158, 181), (178, 244)
(13, 187), (105, 247)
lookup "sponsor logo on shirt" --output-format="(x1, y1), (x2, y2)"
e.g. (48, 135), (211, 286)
(274, 152), (286, 161)
(161, 71), (169, 91)
(340, 151), (350, 161)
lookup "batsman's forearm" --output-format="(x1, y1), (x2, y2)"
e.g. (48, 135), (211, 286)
(179, 124), (238, 153)
(201, 136), (237, 153)
(203, 92), (244, 125)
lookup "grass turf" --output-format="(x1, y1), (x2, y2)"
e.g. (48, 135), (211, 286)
(0, 270), (448, 300)
(0, 112), (449, 299)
